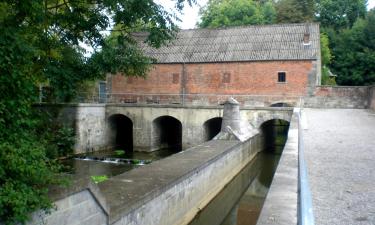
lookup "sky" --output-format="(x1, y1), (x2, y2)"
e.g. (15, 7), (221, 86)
(157, 0), (375, 30)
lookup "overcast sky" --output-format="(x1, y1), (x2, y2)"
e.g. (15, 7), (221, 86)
(157, 0), (375, 30)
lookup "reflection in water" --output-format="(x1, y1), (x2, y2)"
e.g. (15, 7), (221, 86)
(188, 152), (281, 225)
(220, 152), (280, 225)
(61, 148), (176, 178)
(189, 119), (289, 225)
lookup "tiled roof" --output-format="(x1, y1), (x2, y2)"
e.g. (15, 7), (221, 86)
(133, 23), (320, 63)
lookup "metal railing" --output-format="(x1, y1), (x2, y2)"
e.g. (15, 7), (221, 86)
(298, 109), (315, 225)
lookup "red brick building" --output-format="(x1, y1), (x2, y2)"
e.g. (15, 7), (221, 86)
(108, 23), (321, 106)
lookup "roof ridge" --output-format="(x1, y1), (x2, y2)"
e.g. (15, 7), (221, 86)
(179, 22), (320, 32)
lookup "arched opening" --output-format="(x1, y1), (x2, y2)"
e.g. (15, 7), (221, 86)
(203, 117), (222, 141)
(270, 102), (292, 107)
(260, 119), (290, 154)
(108, 114), (133, 151)
(152, 116), (182, 152)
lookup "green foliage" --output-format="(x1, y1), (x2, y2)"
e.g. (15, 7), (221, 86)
(315, 0), (367, 30)
(198, 0), (276, 28)
(114, 150), (126, 156)
(275, 0), (305, 23)
(320, 33), (336, 85)
(262, 1), (277, 24)
(320, 33), (332, 66)
(321, 66), (337, 85)
(91, 175), (108, 184)
(0, 0), (193, 223)
(0, 138), (60, 224)
(44, 125), (75, 159)
(131, 159), (141, 165)
(331, 10), (375, 85)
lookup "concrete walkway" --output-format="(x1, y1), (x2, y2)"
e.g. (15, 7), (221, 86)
(303, 109), (375, 225)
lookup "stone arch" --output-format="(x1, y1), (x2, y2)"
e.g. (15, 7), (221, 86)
(203, 117), (222, 141)
(270, 102), (293, 107)
(253, 112), (291, 129)
(108, 114), (133, 151)
(260, 119), (290, 153)
(152, 116), (182, 151)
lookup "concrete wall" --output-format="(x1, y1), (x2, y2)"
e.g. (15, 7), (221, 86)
(37, 104), (292, 153)
(257, 110), (300, 225)
(28, 178), (109, 225)
(74, 104), (109, 153)
(29, 134), (264, 225)
(106, 105), (223, 150)
(29, 190), (106, 225)
(106, 105), (291, 151)
(304, 86), (370, 108)
(34, 104), (110, 154)
(102, 136), (263, 225)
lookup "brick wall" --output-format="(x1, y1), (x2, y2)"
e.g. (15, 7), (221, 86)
(111, 64), (183, 94)
(110, 61), (315, 98)
(184, 61), (313, 95)
(304, 86), (370, 108)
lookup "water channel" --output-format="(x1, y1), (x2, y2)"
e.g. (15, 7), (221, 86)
(61, 147), (177, 177)
(61, 118), (289, 225)
(189, 119), (289, 225)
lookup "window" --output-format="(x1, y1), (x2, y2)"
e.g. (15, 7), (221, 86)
(98, 81), (106, 103)
(222, 72), (231, 83)
(278, 72), (286, 83)
(172, 73), (179, 84)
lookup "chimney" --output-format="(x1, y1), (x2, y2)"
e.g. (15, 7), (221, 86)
(303, 24), (311, 45)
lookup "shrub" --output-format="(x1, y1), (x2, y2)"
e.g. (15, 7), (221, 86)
(0, 138), (60, 224)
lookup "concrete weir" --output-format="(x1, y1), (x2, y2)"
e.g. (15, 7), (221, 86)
(28, 99), (266, 225)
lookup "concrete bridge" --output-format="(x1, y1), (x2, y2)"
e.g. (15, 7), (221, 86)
(48, 103), (292, 154)
(30, 100), (299, 225)
(27, 86), (375, 225)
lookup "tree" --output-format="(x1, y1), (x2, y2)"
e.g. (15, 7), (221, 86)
(275, 0), (307, 23)
(198, 0), (276, 28)
(320, 33), (336, 85)
(315, 0), (367, 30)
(331, 9), (375, 85)
(262, 1), (277, 24)
(0, 0), (194, 223)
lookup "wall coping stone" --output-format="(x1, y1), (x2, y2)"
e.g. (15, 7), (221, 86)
(316, 85), (369, 88)
(35, 103), (294, 111)
(256, 111), (299, 225)
(48, 176), (110, 216)
(98, 139), (245, 224)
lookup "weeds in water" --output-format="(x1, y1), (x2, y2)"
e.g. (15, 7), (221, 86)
(114, 150), (125, 156)
(91, 175), (108, 184)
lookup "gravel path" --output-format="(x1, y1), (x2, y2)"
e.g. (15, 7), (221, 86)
(303, 109), (375, 225)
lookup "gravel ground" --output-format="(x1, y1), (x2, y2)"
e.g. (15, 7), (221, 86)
(303, 109), (375, 225)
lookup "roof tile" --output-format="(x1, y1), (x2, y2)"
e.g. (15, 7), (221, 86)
(136, 23), (320, 63)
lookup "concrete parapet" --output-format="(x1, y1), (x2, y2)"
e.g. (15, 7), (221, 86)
(28, 135), (263, 225)
(28, 177), (109, 225)
(256, 111), (300, 225)
(369, 86), (375, 110)
(102, 136), (262, 225)
(304, 86), (369, 108)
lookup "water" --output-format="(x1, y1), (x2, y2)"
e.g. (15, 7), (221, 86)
(189, 119), (289, 225)
(61, 148), (177, 178)
(220, 151), (281, 225)
(188, 151), (281, 225)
